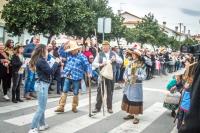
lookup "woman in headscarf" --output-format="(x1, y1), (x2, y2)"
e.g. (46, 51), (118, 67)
(121, 49), (147, 124)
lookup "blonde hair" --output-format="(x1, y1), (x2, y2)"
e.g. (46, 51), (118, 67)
(29, 44), (46, 71)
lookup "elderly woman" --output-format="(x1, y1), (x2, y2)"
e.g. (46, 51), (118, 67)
(121, 49), (147, 124)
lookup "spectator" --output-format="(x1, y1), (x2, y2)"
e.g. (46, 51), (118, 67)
(0, 42), (12, 100)
(24, 35), (40, 100)
(11, 44), (25, 103)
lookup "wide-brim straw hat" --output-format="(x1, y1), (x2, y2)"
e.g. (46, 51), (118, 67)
(66, 40), (82, 52)
(14, 44), (25, 50)
(126, 49), (141, 57)
(102, 41), (110, 45)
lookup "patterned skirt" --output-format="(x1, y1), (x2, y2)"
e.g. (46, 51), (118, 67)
(163, 102), (179, 111)
(121, 94), (143, 114)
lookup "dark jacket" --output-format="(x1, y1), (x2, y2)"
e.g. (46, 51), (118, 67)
(36, 57), (58, 83)
(0, 53), (8, 77)
(24, 43), (36, 58)
(11, 54), (23, 73)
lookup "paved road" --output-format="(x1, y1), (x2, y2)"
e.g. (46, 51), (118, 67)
(0, 73), (179, 133)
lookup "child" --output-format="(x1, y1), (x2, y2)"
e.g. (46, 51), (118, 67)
(163, 74), (183, 117)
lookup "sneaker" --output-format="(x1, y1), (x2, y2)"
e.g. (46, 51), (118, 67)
(3, 95), (10, 100)
(39, 124), (49, 131)
(28, 128), (38, 133)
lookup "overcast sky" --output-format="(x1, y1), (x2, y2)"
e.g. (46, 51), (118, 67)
(108, 0), (200, 35)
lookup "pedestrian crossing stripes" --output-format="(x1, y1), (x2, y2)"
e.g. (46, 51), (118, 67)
(0, 98), (59, 114)
(108, 102), (167, 133)
(4, 96), (96, 126)
(1, 89), (178, 133)
(44, 101), (122, 133)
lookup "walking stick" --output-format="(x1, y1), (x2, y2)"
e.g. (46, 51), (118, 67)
(88, 77), (94, 117)
(100, 76), (105, 116)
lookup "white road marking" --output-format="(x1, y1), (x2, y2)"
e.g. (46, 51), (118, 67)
(44, 101), (122, 133)
(0, 98), (59, 114)
(109, 102), (167, 133)
(4, 96), (96, 126)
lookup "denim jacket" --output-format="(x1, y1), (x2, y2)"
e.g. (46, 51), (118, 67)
(36, 57), (59, 83)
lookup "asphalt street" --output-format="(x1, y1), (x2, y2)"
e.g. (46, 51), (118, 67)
(0, 72), (179, 133)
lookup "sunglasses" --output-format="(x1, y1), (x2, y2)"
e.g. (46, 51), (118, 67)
(89, 58), (94, 59)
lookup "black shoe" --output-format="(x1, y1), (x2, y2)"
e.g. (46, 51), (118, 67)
(92, 109), (100, 113)
(17, 99), (24, 102)
(123, 115), (134, 120)
(12, 100), (18, 103)
(107, 109), (113, 113)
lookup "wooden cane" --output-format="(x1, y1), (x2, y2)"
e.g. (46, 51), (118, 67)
(101, 76), (105, 116)
(88, 77), (93, 117)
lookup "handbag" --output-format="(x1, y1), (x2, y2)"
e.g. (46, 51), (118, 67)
(164, 92), (181, 104)
(100, 62), (113, 80)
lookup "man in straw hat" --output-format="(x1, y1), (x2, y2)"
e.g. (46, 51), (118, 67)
(92, 41), (123, 114)
(55, 40), (91, 113)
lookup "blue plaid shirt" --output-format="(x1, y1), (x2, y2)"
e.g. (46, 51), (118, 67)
(64, 52), (90, 80)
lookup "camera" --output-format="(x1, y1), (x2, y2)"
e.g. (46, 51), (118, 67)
(180, 44), (200, 55)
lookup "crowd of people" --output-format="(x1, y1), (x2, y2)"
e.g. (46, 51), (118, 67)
(0, 35), (195, 133)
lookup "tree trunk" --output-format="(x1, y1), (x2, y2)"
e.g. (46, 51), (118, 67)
(116, 38), (120, 47)
(152, 44), (156, 51)
(47, 34), (54, 44)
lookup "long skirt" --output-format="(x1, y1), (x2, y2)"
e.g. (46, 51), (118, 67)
(121, 94), (143, 114)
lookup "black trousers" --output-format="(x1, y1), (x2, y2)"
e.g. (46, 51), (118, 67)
(95, 78), (114, 110)
(12, 73), (22, 100)
(1, 73), (12, 95)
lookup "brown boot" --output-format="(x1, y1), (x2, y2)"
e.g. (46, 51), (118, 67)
(72, 96), (78, 113)
(55, 93), (67, 112)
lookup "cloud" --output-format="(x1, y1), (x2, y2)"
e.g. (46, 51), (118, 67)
(181, 8), (200, 16)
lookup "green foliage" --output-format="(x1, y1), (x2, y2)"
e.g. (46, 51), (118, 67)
(181, 38), (198, 45)
(1, 0), (124, 43)
(1, 0), (66, 37)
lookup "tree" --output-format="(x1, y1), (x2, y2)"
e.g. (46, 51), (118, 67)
(181, 38), (198, 45)
(1, 0), (66, 42)
(135, 13), (160, 47)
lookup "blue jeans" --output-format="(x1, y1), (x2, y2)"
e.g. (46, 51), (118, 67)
(24, 67), (35, 94)
(63, 79), (80, 96)
(31, 81), (49, 129)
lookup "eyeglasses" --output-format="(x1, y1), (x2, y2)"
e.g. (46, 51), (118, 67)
(89, 58), (94, 59)
(11, 42), (14, 43)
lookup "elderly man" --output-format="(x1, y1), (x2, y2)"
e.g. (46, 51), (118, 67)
(55, 40), (91, 113)
(92, 41), (123, 113)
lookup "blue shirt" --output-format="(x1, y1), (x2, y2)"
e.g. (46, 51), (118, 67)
(23, 43), (36, 58)
(64, 52), (90, 80)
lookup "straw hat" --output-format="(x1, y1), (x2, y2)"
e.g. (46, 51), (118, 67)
(14, 44), (25, 50)
(126, 49), (142, 57)
(102, 41), (110, 45)
(66, 40), (82, 52)
(133, 49), (142, 57)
